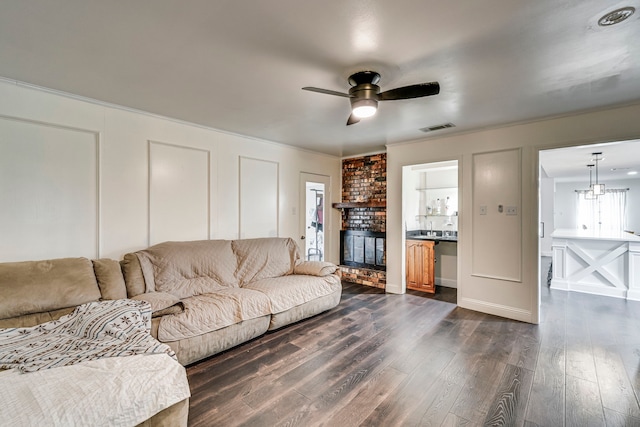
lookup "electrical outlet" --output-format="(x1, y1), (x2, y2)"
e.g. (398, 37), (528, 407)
(506, 206), (517, 215)
(479, 205), (487, 215)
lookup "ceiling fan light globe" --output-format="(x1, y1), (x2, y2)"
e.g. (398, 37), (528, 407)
(352, 105), (377, 118)
(351, 99), (378, 118)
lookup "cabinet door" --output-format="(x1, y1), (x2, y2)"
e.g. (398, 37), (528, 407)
(406, 240), (435, 293)
(406, 240), (424, 290)
(421, 240), (435, 293)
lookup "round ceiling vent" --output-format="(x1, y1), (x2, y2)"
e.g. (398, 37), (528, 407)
(598, 6), (635, 26)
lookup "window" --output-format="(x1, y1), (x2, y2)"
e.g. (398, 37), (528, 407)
(576, 189), (627, 231)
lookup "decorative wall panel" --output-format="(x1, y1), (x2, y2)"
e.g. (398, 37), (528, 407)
(472, 148), (522, 281)
(239, 157), (278, 238)
(0, 117), (98, 261)
(149, 141), (210, 245)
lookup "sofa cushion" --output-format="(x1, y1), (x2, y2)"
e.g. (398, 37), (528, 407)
(135, 240), (238, 299)
(0, 307), (76, 329)
(157, 288), (271, 342)
(92, 258), (127, 300)
(130, 292), (185, 318)
(243, 274), (341, 314)
(293, 261), (338, 277)
(120, 253), (147, 297)
(268, 290), (341, 331)
(0, 258), (101, 320)
(232, 238), (299, 285)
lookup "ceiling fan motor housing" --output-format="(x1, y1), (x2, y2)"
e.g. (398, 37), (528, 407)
(349, 83), (380, 109)
(348, 71), (381, 86)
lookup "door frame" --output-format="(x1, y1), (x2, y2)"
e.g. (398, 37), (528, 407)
(299, 172), (331, 261)
(401, 160), (460, 298)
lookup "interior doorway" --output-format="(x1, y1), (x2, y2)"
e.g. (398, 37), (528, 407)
(401, 160), (460, 293)
(300, 172), (330, 261)
(538, 139), (640, 314)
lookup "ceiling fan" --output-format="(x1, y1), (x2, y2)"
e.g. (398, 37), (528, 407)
(302, 71), (440, 125)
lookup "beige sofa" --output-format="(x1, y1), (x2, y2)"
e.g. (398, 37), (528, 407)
(121, 237), (342, 365)
(0, 257), (189, 427)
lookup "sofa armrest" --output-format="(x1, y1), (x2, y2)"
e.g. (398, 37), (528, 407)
(130, 292), (184, 318)
(293, 261), (338, 277)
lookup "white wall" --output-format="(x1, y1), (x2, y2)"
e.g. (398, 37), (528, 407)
(387, 102), (640, 324)
(0, 79), (341, 262)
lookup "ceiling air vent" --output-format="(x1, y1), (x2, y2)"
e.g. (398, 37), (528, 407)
(598, 7), (635, 26)
(420, 123), (455, 132)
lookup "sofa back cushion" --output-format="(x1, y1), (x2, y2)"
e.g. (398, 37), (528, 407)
(0, 257), (102, 320)
(92, 258), (128, 300)
(120, 253), (147, 297)
(232, 237), (300, 285)
(133, 240), (238, 299)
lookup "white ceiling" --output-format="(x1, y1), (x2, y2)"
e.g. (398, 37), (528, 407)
(541, 138), (640, 182)
(1, 1), (640, 157)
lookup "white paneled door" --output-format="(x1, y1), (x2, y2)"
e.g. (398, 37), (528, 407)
(300, 173), (330, 261)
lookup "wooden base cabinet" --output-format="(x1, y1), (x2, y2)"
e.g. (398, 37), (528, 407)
(406, 239), (435, 293)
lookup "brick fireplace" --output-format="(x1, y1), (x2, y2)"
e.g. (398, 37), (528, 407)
(333, 153), (386, 289)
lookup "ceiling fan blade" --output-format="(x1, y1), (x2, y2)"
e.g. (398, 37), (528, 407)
(347, 114), (360, 126)
(378, 82), (440, 101)
(302, 87), (352, 98)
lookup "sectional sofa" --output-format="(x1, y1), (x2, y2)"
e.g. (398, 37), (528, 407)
(121, 237), (342, 365)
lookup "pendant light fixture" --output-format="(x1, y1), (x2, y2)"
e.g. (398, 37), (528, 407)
(585, 164), (597, 200)
(591, 152), (605, 196)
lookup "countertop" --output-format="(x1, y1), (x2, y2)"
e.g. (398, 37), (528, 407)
(406, 230), (458, 243)
(551, 228), (640, 242)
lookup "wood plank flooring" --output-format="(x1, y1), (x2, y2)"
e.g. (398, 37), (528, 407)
(187, 263), (640, 426)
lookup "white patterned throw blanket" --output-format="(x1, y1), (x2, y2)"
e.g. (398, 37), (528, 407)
(0, 299), (176, 372)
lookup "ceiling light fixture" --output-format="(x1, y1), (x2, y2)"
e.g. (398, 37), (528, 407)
(351, 98), (378, 118)
(591, 152), (605, 195)
(598, 6), (635, 26)
(629, 171), (638, 175)
(585, 164), (597, 200)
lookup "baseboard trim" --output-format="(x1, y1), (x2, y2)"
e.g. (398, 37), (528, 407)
(459, 297), (534, 323)
(436, 277), (457, 288)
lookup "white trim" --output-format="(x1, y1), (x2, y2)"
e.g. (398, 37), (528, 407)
(147, 140), (211, 246)
(459, 297), (533, 323)
(471, 148), (523, 282)
(0, 114), (100, 260)
(0, 75), (340, 160)
(238, 156), (280, 239)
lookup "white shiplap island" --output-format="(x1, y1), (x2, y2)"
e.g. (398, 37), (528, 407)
(551, 228), (640, 300)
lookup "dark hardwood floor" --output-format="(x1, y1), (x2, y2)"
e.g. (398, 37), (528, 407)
(187, 266), (640, 426)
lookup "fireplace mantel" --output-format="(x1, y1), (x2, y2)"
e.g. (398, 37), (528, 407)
(332, 201), (386, 209)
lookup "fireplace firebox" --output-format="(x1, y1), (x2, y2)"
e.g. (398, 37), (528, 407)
(340, 230), (386, 271)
